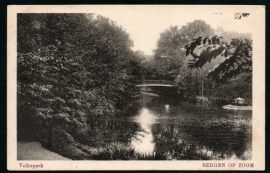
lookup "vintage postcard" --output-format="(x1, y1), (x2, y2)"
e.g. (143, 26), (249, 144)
(7, 5), (265, 170)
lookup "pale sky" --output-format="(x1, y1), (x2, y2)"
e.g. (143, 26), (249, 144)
(90, 6), (256, 55)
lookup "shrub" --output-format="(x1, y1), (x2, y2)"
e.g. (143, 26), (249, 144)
(135, 151), (168, 160)
(92, 142), (136, 160)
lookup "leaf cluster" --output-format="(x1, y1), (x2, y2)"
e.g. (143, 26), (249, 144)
(185, 36), (252, 83)
(17, 14), (143, 133)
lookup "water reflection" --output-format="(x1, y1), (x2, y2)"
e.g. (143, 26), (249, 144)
(165, 104), (170, 113)
(131, 108), (156, 154)
(75, 93), (252, 160)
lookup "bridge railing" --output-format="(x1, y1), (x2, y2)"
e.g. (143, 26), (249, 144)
(142, 80), (174, 85)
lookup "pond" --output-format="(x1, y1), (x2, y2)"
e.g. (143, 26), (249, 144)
(76, 92), (252, 160)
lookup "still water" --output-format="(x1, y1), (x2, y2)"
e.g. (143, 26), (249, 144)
(77, 93), (252, 160)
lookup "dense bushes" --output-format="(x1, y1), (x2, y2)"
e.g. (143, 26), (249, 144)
(17, 14), (143, 146)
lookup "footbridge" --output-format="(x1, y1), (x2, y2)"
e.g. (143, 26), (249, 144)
(135, 80), (174, 87)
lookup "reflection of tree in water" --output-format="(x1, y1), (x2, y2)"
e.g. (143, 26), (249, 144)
(73, 97), (143, 147)
(74, 119), (140, 147)
(151, 114), (251, 160)
(72, 93), (251, 160)
(131, 94), (252, 160)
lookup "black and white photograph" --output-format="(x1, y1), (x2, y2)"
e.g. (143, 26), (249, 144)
(7, 5), (265, 170)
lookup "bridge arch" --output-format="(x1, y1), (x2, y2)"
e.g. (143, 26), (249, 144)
(135, 80), (174, 87)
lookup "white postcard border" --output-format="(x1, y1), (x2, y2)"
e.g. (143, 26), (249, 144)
(7, 5), (265, 170)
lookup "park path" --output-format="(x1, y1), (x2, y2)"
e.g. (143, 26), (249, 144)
(17, 142), (69, 160)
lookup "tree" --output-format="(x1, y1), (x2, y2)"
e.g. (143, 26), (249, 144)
(147, 26), (183, 80)
(17, 14), (142, 147)
(151, 20), (215, 80)
(216, 27), (252, 43)
(185, 36), (252, 83)
(174, 67), (204, 100)
(234, 13), (250, 19)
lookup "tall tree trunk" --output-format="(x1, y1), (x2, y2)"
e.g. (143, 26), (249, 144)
(202, 79), (204, 97)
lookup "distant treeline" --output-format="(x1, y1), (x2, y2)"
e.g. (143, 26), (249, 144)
(141, 20), (252, 104)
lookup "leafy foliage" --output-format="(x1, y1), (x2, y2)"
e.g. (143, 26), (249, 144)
(234, 13), (250, 19)
(185, 36), (252, 83)
(216, 27), (252, 43)
(17, 14), (143, 145)
(174, 67), (207, 100)
(145, 20), (215, 81)
(92, 142), (135, 160)
(92, 142), (168, 160)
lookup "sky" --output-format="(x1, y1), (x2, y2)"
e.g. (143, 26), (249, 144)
(90, 6), (256, 55)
